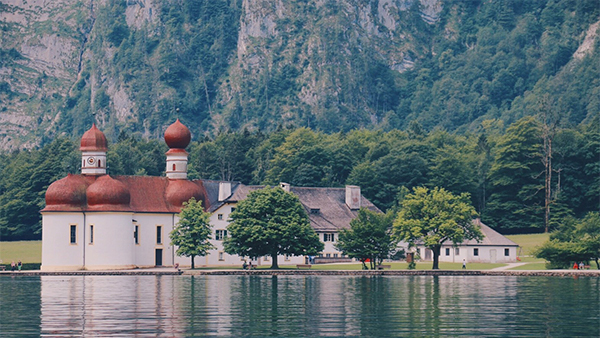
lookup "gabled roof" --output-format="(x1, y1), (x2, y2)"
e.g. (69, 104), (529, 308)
(292, 187), (379, 232)
(458, 219), (518, 247)
(408, 220), (518, 248)
(200, 179), (242, 212)
(211, 184), (380, 232)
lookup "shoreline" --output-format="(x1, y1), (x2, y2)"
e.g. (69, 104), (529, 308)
(2, 269), (599, 277)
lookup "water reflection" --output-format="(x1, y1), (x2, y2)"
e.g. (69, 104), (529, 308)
(0, 275), (598, 336)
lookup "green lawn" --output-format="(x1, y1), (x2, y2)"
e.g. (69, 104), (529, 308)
(0, 240), (42, 264)
(200, 261), (506, 271)
(505, 233), (549, 256)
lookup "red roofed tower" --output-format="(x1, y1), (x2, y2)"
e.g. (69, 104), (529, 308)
(164, 119), (191, 179)
(80, 124), (107, 176)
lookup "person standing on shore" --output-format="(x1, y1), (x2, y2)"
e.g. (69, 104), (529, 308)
(462, 259), (466, 269)
(10, 261), (16, 271)
(17, 261), (22, 271)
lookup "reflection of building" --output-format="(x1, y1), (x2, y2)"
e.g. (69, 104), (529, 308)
(41, 121), (378, 271)
(40, 276), (186, 336)
(413, 220), (519, 264)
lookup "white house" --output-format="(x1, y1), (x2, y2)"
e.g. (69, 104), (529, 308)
(413, 219), (519, 264)
(41, 121), (379, 271)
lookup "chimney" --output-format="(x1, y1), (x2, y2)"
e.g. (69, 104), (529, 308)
(280, 182), (291, 192)
(345, 185), (361, 210)
(218, 182), (232, 201)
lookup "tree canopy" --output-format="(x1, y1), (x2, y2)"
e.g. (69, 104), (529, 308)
(534, 212), (600, 269)
(335, 208), (398, 270)
(223, 187), (323, 268)
(393, 187), (482, 269)
(1, 116), (597, 241)
(169, 197), (214, 269)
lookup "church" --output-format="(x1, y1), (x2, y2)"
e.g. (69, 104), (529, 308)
(41, 120), (379, 271)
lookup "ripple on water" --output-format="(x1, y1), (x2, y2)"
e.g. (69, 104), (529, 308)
(0, 275), (598, 337)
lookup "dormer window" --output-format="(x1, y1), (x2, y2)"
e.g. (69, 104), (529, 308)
(310, 208), (320, 214)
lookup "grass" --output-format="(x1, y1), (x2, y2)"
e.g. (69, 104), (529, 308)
(503, 233), (551, 270)
(0, 240), (42, 264)
(505, 233), (549, 256)
(197, 261), (507, 271)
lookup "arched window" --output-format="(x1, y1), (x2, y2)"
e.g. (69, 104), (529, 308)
(173, 164), (176, 171)
(98, 160), (101, 167)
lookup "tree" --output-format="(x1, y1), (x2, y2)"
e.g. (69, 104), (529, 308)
(335, 208), (398, 270)
(534, 212), (600, 269)
(169, 198), (214, 269)
(484, 117), (545, 233)
(223, 187), (323, 268)
(393, 187), (482, 269)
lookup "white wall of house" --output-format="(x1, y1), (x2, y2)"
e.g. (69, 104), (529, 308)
(41, 213), (85, 271)
(415, 245), (518, 264)
(42, 205), (344, 270)
(134, 213), (177, 268)
(317, 232), (344, 258)
(85, 212), (135, 270)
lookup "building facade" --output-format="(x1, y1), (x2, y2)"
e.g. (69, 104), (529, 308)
(413, 220), (519, 264)
(41, 121), (379, 271)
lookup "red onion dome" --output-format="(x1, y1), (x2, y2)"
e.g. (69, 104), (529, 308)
(164, 119), (191, 149)
(165, 179), (205, 208)
(80, 124), (108, 152)
(87, 175), (130, 209)
(44, 174), (89, 210)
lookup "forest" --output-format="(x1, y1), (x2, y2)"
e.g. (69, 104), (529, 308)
(0, 114), (597, 241)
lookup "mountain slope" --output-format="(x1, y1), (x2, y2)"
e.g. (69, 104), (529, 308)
(0, 0), (598, 149)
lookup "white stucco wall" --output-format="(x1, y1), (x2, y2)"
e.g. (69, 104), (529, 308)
(134, 213), (177, 268)
(41, 213), (85, 271)
(415, 245), (518, 264)
(84, 212), (135, 270)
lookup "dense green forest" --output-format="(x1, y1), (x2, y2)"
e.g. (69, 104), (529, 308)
(1, 0), (598, 147)
(1, 116), (597, 240)
(1, 0), (599, 241)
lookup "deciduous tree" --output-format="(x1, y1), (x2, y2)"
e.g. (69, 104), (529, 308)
(335, 208), (397, 270)
(393, 187), (482, 269)
(169, 198), (214, 269)
(224, 187), (323, 268)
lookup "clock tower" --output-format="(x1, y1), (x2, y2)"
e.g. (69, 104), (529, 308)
(80, 124), (107, 176)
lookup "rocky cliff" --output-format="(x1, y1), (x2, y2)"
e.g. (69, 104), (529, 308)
(0, 0), (598, 149)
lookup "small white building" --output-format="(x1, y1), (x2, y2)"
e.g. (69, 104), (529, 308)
(41, 121), (379, 271)
(413, 219), (519, 264)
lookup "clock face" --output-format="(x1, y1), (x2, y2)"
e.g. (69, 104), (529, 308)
(87, 157), (96, 165)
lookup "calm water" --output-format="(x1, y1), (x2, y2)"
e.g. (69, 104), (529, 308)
(0, 275), (598, 337)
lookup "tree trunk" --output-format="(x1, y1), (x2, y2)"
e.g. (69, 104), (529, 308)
(544, 137), (552, 233)
(191, 256), (195, 269)
(431, 245), (441, 270)
(270, 253), (279, 269)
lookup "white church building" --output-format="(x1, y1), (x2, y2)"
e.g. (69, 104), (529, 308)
(41, 120), (379, 271)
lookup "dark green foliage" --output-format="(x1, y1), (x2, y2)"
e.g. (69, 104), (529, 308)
(169, 197), (215, 269)
(224, 187), (323, 268)
(0, 138), (79, 240)
(393, 186), (482, 270)
(335, 208), (398, 270)
(534, 212), (600, 269)
(0, 116), (597, 240)
(484, 117), (545, 232)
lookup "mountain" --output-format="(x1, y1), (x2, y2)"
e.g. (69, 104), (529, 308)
(0, 0), (598, 150)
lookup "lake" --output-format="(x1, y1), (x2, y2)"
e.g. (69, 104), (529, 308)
(0, 275), (598, 337)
